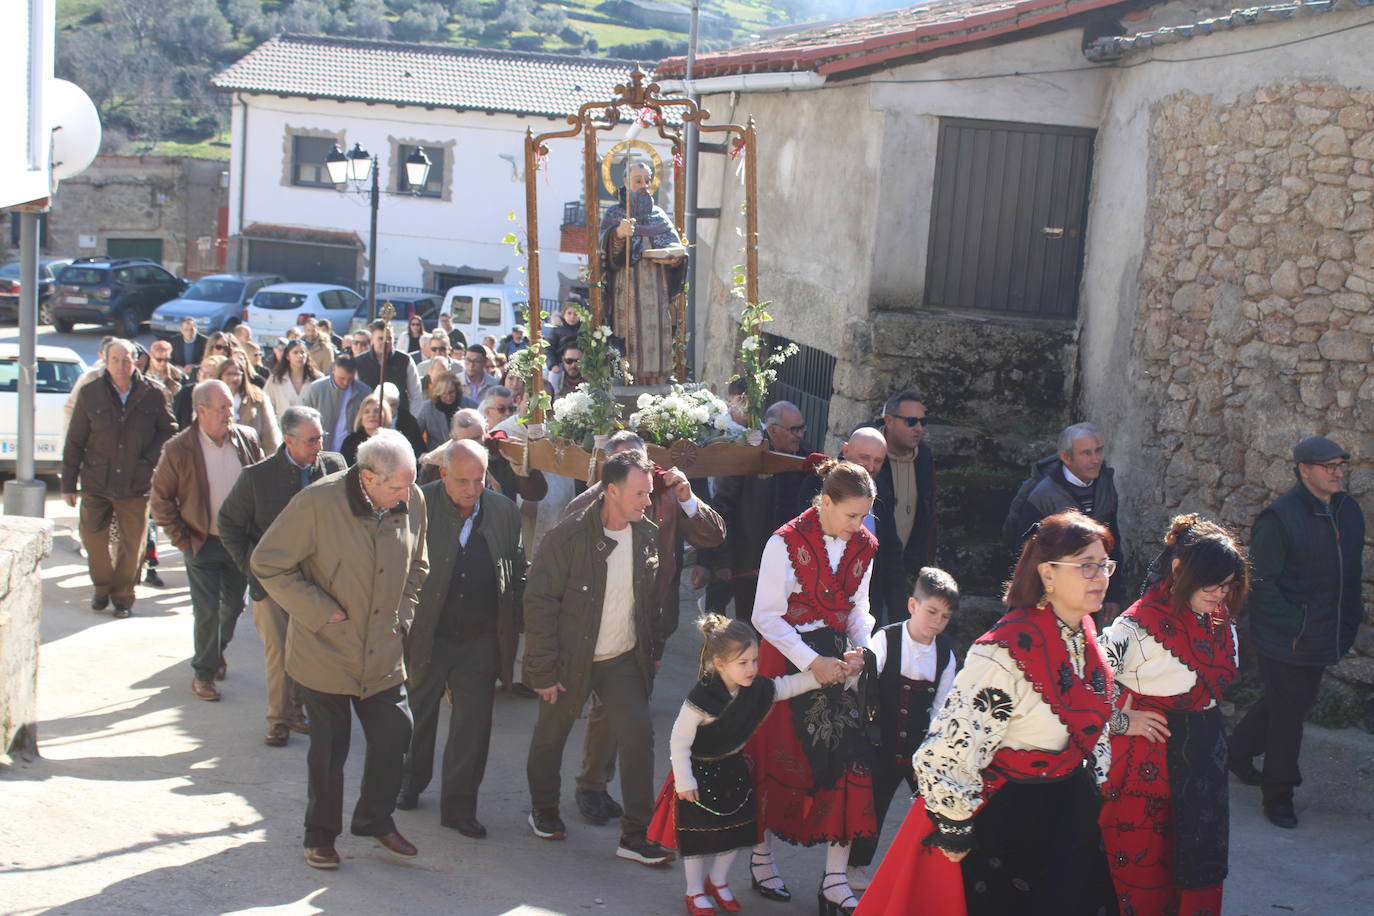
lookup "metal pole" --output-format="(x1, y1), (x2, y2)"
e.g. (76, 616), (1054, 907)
(684, 0), (700, 380)
(3, 210), (47, 516)
(367, 154), (379, 322)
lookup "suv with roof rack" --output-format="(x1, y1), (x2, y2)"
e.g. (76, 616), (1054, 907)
(50, 256), (188, 336)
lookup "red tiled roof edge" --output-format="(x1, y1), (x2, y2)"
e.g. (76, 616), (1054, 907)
(659, 0), (1128, 79)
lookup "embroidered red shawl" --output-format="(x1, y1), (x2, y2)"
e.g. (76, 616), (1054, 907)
(976, 606), (1113, 803)
(1123, 583), (1237, 713)
(776, 507), (876, 633)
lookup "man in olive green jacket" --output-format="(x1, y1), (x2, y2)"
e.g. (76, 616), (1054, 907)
(399, 440), (525, 837)
(523, 451), (671, 867)
(251, 429), (428, 871)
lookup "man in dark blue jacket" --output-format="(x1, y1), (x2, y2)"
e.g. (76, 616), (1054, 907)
(1230, 436), (1365, 829)
(874, 391), (936, 582)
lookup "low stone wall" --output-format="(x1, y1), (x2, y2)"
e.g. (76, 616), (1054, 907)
(1130, 82), (1374, 712)
(0, 517), (53, 763)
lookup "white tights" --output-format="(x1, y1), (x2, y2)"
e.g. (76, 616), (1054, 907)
(751, 833), (854, 906)
(684, 849), (740, 898)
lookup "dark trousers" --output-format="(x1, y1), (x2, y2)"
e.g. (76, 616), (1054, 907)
(184, 536), (247, 681)
(402, 632), (498, 821)
(301, 683), (413, 848)
(527, 650), (654, 835)
(1230, 653), (1326, 801)
(731, 574), (759, 624)
(849, 756), (916, 867)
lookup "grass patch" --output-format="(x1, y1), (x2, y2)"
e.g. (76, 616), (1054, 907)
(138, 138), (232, 160)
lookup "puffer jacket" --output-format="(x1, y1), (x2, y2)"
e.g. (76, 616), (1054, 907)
(61, 372), (178, 499)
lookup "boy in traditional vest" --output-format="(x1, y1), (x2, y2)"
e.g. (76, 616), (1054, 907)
(847, 567), (960, 889)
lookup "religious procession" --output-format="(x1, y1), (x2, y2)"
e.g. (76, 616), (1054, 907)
(8, 3), (1374, 915)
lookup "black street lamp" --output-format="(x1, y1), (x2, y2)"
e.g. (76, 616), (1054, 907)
(325, 141), (432, 321)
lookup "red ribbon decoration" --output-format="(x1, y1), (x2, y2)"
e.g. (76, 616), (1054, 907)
(635, 106), (659, 128)
(728, 138), (746, 160)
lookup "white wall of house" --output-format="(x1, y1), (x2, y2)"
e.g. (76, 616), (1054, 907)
(225, 92), (674, 303)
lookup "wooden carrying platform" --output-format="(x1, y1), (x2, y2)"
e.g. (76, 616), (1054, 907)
(495, 437), (807, 482)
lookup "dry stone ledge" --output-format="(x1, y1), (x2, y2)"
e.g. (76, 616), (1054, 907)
(0, 516), (54, 764)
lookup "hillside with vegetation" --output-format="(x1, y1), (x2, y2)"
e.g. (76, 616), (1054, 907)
(56, 0), (908, 159)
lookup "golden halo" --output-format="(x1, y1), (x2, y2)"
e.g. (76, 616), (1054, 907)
(601, 139), (662, 197)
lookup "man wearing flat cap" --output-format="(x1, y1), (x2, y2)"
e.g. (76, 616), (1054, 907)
(1231, 436), (1365, 829)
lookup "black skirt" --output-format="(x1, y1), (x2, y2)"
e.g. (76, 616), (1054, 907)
(675, 753), (757, 857)
(962, 766), (1118, 916)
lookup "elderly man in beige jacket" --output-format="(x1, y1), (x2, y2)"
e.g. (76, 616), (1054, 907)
(251, 429), (429, 871)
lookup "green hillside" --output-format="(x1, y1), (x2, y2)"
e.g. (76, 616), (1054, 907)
(55, 0), (906, 157)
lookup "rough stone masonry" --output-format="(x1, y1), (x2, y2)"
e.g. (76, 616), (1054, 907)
(1130, 82), (1374, 706)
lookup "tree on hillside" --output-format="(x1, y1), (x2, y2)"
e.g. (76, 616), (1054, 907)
(349, 0), (393, 38)
(531, 5), (567, 35)
(393, 1), (450, 40)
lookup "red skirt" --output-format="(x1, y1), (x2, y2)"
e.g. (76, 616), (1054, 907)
(648, 773), (679, 850)
(746, 639), (876, 846)
(853, 797), (966, 916)
(1100, 736), (1225, 916)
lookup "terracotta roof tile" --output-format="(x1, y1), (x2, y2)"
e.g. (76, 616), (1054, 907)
(658, 0), (1128, 78)
(212, 34), (651, 118)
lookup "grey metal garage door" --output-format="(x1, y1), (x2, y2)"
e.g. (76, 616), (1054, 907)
(247, 240), (357, 289)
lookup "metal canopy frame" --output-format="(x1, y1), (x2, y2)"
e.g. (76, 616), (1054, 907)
(521, 67), (758, 418)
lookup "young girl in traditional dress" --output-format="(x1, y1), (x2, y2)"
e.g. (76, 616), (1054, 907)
(647, 614), (839, 916)
(747, 460), (877, 916)
(1099, 514), (1247, 915)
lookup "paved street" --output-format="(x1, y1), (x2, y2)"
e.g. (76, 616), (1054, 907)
(2, 322), (1373, 915)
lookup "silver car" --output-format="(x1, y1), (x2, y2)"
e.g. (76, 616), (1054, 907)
(149, 272), (284, 338)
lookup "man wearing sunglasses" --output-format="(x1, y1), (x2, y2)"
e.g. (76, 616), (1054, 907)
(876, 389), (938, 584)
(547, 346), (585, 398)
(1231, 436), (1364, 830)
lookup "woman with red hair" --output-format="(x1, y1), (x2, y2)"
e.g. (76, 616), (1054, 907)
(858, 510), (1145, 916)
(1098, 514), (1247, 915)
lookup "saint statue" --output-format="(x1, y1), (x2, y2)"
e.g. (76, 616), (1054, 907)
(599, 159), (687, 386)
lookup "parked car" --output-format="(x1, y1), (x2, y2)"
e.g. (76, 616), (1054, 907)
(244, 282), (364, 346)
(0, 343), (88, 472)
(349, 291), (444, 338)
(0, 258), (74, 325)
(149, 272), (285, 339)
(50, 256), (188, 336)
(441, 284), (531, 351)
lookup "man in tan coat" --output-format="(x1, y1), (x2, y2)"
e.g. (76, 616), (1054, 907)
(251, 429), (428, 871)
(150, 380), (264, 701)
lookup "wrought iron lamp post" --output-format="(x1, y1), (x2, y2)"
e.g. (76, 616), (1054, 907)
(325, 142), (432, 321)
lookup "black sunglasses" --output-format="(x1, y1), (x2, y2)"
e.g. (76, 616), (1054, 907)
(890, 415), (928, 428)
(563, 357), (580, 365)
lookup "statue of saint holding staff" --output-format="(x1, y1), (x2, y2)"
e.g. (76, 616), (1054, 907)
(599, 150), (687, 387)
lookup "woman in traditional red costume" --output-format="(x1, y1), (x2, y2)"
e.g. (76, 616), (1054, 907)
(857, 510), (1153, 916)
(1098, 514), (1247, 916)
(746, 460), (877, 916)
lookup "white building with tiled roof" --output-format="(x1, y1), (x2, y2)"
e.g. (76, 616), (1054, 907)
(211, 34), (674, 305)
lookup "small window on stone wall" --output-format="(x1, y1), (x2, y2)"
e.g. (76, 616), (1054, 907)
(397, 144), (445, 198)
(292, 136), (338, 188)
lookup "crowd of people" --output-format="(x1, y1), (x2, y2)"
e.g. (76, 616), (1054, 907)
(58, 315), (1364, 915)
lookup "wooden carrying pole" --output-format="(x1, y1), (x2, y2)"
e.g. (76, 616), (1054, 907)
(523, 128), (544, 420)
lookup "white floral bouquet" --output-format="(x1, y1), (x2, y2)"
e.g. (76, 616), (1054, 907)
(547, 382), (619, 450)
(630, 383), (746, 447)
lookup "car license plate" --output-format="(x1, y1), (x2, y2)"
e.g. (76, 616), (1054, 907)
(0, 439), (13, 455)
(66, 295), (88, 304)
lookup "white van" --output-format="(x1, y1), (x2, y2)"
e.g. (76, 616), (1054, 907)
(441, 283), (530, 350)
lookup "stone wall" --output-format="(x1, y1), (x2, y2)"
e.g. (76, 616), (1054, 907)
(0, 517), (53, 764)
(1132, 83), (1374, 704)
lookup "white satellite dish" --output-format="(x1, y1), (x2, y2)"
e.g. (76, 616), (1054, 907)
(47, 78), (102, 183)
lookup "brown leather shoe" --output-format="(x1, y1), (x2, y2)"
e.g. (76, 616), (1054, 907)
(288, 714), (310, 734)
(265, 723), (290, 747)
(373, 831), (418, 859)
(304, 846), (340, 870)
(192, 678), (221, 701)
(214, 655), (228, 682)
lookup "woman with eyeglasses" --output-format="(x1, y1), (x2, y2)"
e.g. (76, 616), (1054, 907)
(415, 370), (467, 448)
(857, 509), (1126, 916)
(215, 350), (281, 455)
(340, 391), (392, 466)
(264, 339), (322, 422)
(1098, 514), (1247, 916)
(205, 331), (237, 360)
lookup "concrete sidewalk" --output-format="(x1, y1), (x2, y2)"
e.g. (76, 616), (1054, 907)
(2, 500), (1373, 915)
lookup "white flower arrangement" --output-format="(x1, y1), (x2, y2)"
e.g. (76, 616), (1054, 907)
(630, 383), (746, 447)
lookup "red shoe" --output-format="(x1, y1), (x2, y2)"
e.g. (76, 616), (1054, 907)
(705, 879), (742, 913)
(684, 893), (715, 916)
